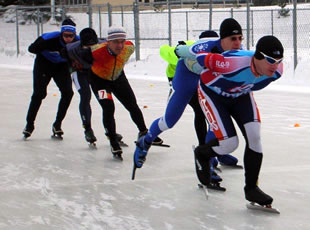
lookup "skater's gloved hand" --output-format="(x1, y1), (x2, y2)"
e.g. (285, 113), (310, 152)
(174, 41), (186, 59)
(60, 47), (69, 59)
(204, 53), (227, 73)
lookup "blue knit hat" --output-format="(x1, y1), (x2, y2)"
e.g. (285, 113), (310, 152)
(61, 18), (76, 33)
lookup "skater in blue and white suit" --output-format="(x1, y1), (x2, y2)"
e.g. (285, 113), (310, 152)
(195, 35), (284, 206)
(134, 18), (243, 178)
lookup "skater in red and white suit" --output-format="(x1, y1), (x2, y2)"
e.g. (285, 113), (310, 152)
(194, 35), (284, 206)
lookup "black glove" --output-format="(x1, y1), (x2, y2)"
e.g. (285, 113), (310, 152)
(174, 41), (186, 58)
(60, 47), (69, 59)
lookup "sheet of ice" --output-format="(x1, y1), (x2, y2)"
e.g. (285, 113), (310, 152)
(0, 67), (309, 229)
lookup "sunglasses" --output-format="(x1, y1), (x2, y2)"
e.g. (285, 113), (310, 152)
(63, 33), (75, 38)
(230, 36), (243, 41)
(260, 51), (283, 65)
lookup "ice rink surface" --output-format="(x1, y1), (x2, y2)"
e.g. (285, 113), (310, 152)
(1, 67), (310, 230)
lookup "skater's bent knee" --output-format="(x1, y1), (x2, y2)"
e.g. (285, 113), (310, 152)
(213, 136), (238, 155)
(244, 122), (262, 153)
(32, 92), (47, 100)
(158, 117), (171, 131)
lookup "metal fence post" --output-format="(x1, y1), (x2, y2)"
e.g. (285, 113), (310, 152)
(98, 6), (102, 37)
(246, 0), (250, 50)
(15, 7), (20, 56)
(36, 9), (40, 37)
(168, 0), (172, 46)
(40, 13), (43, 35)
(271, 10), (274, 36)
(293, 0), (297, 69)
(88, 0), (93, 28)
(51, 0), (56, 22)
(133, 2), (140, 61)
(209, 0), (213, 30)
(61, 5), (65, 21)
(251, 10), (254, 46)
(108, 3), (112, 27)
(186, 11), (189, 41)
(121, 6), (124, 27)
(230, 7), (233, 17)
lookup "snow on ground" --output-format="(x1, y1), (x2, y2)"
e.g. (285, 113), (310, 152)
(1, 2), (310, 90)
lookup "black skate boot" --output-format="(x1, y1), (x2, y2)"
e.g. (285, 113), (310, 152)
(116, 133), (123, 142)
(106, 133), (128, 147)
(152, 137), (164, 145)
(109, 135), (123, 160)
(138, 130), (166, 147)
(84, 128), (97, 147)
(115, 133), (128, 147)
(194, 146), (211, 186)
(52, 122), (64, 140)
(23, 123), (34, 139)
(244, 186), (273, 206)
(245, 186), (279, 213)
(193, 140), (225, 191)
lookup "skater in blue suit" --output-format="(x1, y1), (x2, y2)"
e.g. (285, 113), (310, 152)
(133, 18), (243, 182)
(23, 18), (79, 139)
(194, 35), (284, 206)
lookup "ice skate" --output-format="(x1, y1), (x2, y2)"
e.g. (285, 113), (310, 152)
(245, 186), (279, 214)
(193, 145), (226, 192)
(51, 123), (64, 140)
(246, 202), (280, 214)
(110, 138), (123, 161)
(198, 183), (209, 200)
(218, 154), (243, 169)
(137, 130), (169, 147)
(106, 133), (128, 147)
(116, 133), (128, 147)
(85, 128), (97, 148)
(22, 124), (34, 140)
(132, 135), (151, 180)
(193, 145), (211, 185)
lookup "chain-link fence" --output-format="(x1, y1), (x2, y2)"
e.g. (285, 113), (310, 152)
(0, 2), (308, 68)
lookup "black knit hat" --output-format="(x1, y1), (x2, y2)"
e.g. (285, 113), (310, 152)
(79, 28), (98, 46)
(199, 30), (219, 39)
(220, 18), (242, 39)
(254, 35), (284, 60)
(61, 18), (76, 33)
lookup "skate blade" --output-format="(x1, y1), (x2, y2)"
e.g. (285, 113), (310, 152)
(51, 135), (63, 140)
(207, 182), (226, 192)
(214, 167), (222, 173)
(113, 153), (123, 161)
(132, 164), (137, 180)
(88, 142), (97, 149)
(220, 164), (243, 169)
(151, 143), (170, 147)
(119, 141), (128, 147)
(23, 135), (30, 140)
(134, 141), (170, 148)
(198, 184), (209, 200)
(246, 202), (280, 214)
